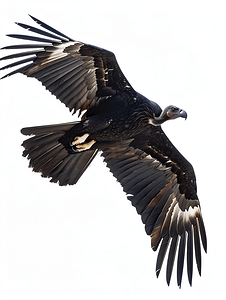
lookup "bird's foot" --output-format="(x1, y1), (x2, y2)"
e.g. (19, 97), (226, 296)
(71, 133), (90, 146)
(70, 133), (96, 152)
(74, 140), (96, 152)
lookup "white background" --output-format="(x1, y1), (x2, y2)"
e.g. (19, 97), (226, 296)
(0, 0), (225, 299)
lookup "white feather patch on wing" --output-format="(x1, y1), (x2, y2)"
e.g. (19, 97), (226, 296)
(170, 202), (200, 229)
(39, 41), (83, 65)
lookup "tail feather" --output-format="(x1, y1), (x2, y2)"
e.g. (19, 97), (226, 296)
(21, 121), (79, 135)
(21, 122), (98, 185)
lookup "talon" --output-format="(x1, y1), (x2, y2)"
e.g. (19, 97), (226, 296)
(71, 133), (90, 146)
(76, 140), (96, 151)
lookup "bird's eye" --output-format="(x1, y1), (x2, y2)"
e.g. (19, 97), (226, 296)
(171, 107), (178, 112)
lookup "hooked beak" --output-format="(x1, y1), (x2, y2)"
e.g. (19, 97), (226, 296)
(179, 109), (187, 120)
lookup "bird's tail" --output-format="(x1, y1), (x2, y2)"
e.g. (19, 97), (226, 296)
(21, 121), (98, 186)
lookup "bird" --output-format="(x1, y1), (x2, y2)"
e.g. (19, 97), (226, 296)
(0, 15), (207, 287)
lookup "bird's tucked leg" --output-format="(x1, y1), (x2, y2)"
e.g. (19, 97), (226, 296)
(71, 133), (90, 146)
(70, 133), (96, 152)
(75, 139), (96, 152)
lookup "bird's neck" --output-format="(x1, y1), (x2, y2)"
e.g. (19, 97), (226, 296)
(149, 113), (169, 126)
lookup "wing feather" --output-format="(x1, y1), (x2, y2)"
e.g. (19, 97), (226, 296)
(166, 235), (179, 285)
(193, 222), (201, 275)
(1, 44), (51, 50)
(6, 33), (60, 44)
(177, 232), (186, 287)
(143, 188), (173, 235)
(15, 22), (70, 42)
(28, 15), (73, 40)
(156, 234), (170, 277)
(186, 223), (193, 285)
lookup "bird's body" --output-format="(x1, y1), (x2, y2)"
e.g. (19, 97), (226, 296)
(0, 15), (207, 287)
(60, 92), (162, 148)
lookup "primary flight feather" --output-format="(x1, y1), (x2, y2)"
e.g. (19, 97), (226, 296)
(0, 15), (207, 287)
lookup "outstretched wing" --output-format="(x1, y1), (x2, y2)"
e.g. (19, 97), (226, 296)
(0, 15), (135, 115)
(101, 126), (207, 287)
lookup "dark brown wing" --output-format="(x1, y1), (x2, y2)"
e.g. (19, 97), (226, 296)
(101, 126), (207, 287)
(0, 15), (134, 115)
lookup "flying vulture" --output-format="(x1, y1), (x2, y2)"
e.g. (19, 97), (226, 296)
(0, 15), (207, 287)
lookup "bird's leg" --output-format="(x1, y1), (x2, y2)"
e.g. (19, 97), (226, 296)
(71, 133), (90, 146)
(75, 140), (96, 151)
(70, 133), (96, 152)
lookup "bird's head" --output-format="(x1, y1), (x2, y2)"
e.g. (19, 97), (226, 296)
(165, 105), (187, 120)
(150, 105), (187, 125)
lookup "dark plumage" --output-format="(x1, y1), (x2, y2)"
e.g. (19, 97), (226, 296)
(0, 15), (207, 287)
